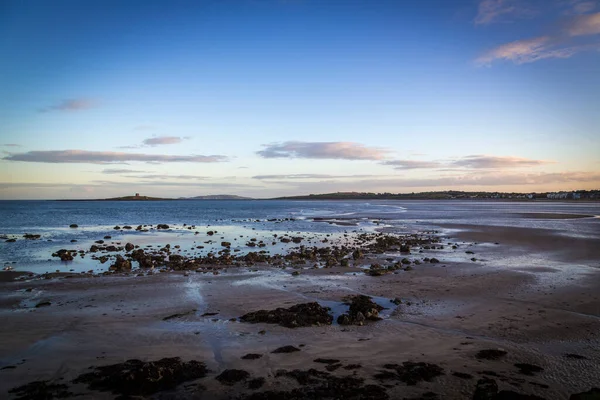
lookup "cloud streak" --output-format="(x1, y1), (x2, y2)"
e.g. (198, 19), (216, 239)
(477, 11), (600, 65)
(474, 0), (530, 25)
(3, 150), (228, 164)
(142, 136), (186, 146)
(252, 174), (380, 180)
(40, 98), (96, 112)
(257, 141), (390, 160)
(450, 155), (553, 168)
(381, 160), (442, 170)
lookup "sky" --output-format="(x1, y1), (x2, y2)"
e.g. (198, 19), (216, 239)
(0, 0), (599, 199)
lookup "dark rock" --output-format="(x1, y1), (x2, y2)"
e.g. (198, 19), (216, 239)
(514, 363), (543, 376)
(221, 241), (231, 247)
(125, 243), (134, 252)
(73, 357), (209, 397)
(23, 234), (41, 240)
(374, 361), (444, 385)
(430, 258), (440, 263)
(69, 224), (78, 228)
(216, 369), (250, 385)
(241, 353), (263, 360)
(109, 255), (131, 272)
(325, 364), (343, 371)
(248, 377), (266, 390)
(314, 358), (341, 364)
(337, 295), (384, 326)
(52, 249), (74, 261)
(163, 309), (196, 320)
(453, 372), (474, 379)
(344, 364), (362, 370)
(5, 238), (16, 242)
(473, 377), (498, 400)
(570, 388), (600, 399)
(272, 345), (301, 354)
(476, 349), (507, 360)
(9, 380), (73, 399)
(35, 301), (51, 308)
(122, 226), (132, 230)
(496, 391), (546, 399)
(240, 302), (333, 328)
(564, 353), (588, 360)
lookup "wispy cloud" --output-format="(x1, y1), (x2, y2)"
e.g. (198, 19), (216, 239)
(565, 11), (600, 35)
(123, 174), (209, 180)
(142, 136), (186, 146)
(474, 0), (537, 25)
(2, 144), (22, 147)
(381, 160), (442, 170)
(39, 98), (96, 113)
(252, 174), (379, 180)
(3, 150), (228, 164)
(477, 10), (600, 65)
(450, 155), (553, 168)
(102, 168), (148, 174)
(380, 155), (551, 170)
(257, 141), (390, 160)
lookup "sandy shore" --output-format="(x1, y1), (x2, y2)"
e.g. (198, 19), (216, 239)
(1, 225), (599, 399)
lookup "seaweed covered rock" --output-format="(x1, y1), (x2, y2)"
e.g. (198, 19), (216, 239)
(374, 361), (444, 386)
(240, 302), (333, 328)
(337, 295), (384, 326)
(109, 255), (132, 272)
(73, 357), (209, 397)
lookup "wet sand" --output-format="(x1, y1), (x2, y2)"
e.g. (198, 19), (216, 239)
(1, 225), (599, 399)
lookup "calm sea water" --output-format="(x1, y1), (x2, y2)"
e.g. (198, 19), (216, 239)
(1, 200), (599, 273)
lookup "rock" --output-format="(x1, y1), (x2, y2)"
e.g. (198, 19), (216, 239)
(89, 245), (99, 252)
(496, 391), (546, 399)
(5, 238), (16, 242)
(352, 249), (364, 259)
(9, 381), (73, 399)
(374, 361), (444, 385)
(241, 354), (263, 360)
(564, 353), (588, 360)
(476, 349), (507, 360)
(240, 302), (333, 328)
(157, 224), (169, 229)
(314, 358), (341, 364)
(221, 241), (231, 247)
(73, 357), (209, 397)
(163, 309), (196, 320)
(430, 258), (440, 263)
(247, 377), (265, 390)
(52, 249), (74, 261)
(35, 301), (52, 308)
(23, 234), (41, 240)
(69, 224), (78, 228)
(453, 372), (473, 379)
(216, 369), (250, 385)
(473, 377), (498, 400)
(514, 363), (543, 376)
(122, 226), (132, 230)
(291, 271), (300, 276)
(109, 255), (132, 272)
(113, 226), (121, 230)
(570, 388), (600, 399)
(272, 345), (301, 354)
(125, 243), (134, 252)
(337, 295), (384, 326)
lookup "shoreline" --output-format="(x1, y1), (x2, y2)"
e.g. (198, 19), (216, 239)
(1, 221), (599, 399)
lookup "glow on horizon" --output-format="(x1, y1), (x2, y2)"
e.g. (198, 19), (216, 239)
(0, 0), (599, 199)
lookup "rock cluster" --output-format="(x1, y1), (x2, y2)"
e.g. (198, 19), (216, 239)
(240, 302), (333, 328)
(337, 295), (384, 326)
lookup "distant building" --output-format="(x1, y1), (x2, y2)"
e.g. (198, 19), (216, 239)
(135, 193), (140, 197)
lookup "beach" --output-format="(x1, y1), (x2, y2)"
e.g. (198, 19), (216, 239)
(1, 201), (599, 399)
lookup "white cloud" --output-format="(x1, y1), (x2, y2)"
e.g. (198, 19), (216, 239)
(3, 150), (228, 164)
(257, 141), (390, 160)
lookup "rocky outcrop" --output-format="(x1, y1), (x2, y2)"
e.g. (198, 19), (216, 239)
(240, 302), (333, 328)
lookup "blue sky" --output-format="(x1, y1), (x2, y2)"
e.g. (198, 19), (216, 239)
(1, 0), (599, 199)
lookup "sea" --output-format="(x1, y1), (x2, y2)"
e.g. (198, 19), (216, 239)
(1, 200), (599, 274)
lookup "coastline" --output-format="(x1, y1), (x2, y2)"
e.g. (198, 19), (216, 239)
(1, 218), (599, 399)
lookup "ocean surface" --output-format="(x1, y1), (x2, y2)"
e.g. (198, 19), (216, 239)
(1, 200), (599, 273)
